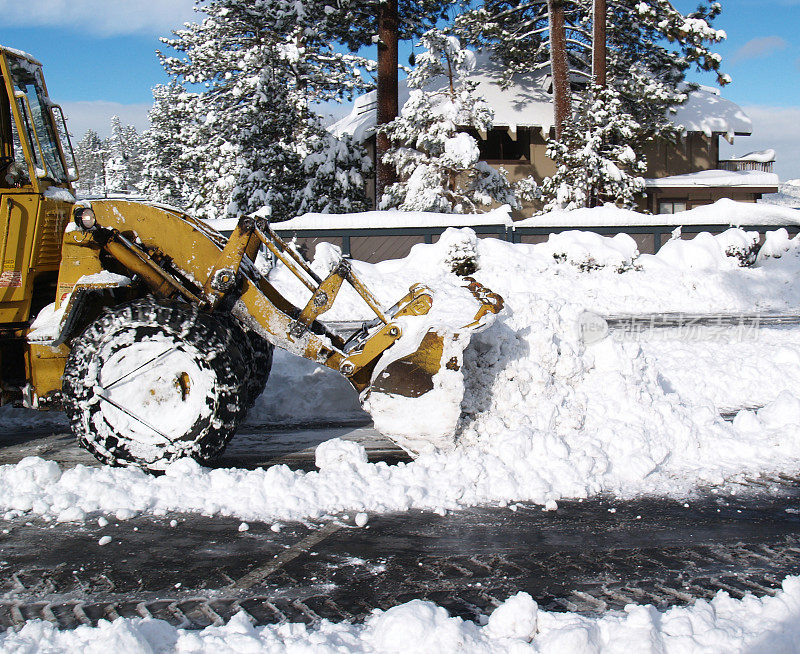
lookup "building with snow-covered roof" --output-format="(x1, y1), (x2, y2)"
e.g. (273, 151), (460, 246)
(332, 57), (778, 218)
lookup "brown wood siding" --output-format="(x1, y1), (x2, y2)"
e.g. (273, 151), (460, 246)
(350, 235), (427, 262)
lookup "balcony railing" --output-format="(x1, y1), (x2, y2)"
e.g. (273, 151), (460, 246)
(718, 160), (774, 173)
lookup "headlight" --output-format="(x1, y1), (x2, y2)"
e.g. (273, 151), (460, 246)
(73, 206), (96, 230)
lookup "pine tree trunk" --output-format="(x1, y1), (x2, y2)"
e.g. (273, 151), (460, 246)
(548, 0), (571, 140)
(592, 0), (607, 88)
(376, 0), (399, 204)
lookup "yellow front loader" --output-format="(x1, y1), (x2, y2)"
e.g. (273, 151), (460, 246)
(0, 45), (503, 470)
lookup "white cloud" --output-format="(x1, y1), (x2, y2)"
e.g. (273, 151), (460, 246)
(730, 36), (788, 65)
(720, 105), (800, 181)
(0, 0), (197, 37)
(60, 100), (151, 139)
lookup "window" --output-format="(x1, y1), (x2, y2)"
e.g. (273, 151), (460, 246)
(8, 58), (68, 182)
(0, 75), (30, 187)
(658, 199), (687, 214)
(466, 128), (530, 162)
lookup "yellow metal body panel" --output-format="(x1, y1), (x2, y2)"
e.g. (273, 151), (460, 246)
(90, 200), (227, 283)
(25, 341), (69, 399)
(55, 229), (103, 307)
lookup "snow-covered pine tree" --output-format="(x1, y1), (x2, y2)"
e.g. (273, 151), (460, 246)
(456, 0), (728, 139)
(225, 65), (305, 220)
(159, 0), (374, 221)
(379, 31), (518, 213)
(140, 83), (199, 209)
(73, 129), (106, 195)
(106, 115), (143, 193)
(607, 0), (727, 140)
(297, 120), (372, 215)
(539, 84), (646, 211)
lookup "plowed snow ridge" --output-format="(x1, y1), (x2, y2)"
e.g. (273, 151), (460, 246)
(3, 222), (800, 524)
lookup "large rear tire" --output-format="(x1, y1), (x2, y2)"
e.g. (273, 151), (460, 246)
(215, 316), (274, 409)
(62, 298), (248, 471)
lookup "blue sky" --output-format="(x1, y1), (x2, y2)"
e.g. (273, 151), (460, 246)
(1, 0), (799, 178)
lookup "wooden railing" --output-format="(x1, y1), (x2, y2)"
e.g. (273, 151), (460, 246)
(718, 160), (774, 173)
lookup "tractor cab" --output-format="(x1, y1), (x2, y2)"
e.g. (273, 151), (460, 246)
(0, 47), (76, 191)
(0, 46), (78, 328)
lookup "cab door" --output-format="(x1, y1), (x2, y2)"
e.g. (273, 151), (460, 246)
(0, 58), (42, 324)
(0, 191), (41, 323)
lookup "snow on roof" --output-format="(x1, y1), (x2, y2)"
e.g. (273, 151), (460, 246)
(515, 198), (800, 228)
(644, 169), (778, 189)
(730, 149), (775, 163)
(332, 58), (558, 141)
(669, 85), (752, 138)
(276, 205), (514, 230)
(0, 45), (41, 66)
(332, 56), (752, 142)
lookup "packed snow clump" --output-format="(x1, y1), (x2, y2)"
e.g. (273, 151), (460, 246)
(6, 577), (800, 652)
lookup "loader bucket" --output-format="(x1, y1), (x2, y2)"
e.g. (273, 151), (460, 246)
(361, 279), (503, 454)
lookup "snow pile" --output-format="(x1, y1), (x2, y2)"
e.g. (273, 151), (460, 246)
(654, 228), (757, 270)
(5, 225), (800, 522)
(6, 578), (800, 652)
(644, 169), (778, 189)
(758, 228), (800, 261)
(731, 149), (776, 163)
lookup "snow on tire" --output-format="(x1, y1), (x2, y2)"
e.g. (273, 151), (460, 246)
(62, 298), (248, 471)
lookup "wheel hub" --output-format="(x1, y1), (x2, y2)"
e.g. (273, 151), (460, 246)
(96, 338), (213, 445)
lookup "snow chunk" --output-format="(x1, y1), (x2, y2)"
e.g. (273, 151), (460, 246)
(315, 438), (369, 470)
(484, 592), (538, 641)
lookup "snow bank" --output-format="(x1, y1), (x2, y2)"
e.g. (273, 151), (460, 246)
(650, 228), (758, 270)
(6, 225), (800, 523)
(6, 577), (800, 652)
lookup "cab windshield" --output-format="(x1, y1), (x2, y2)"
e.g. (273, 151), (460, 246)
(7, 57), (68, 183)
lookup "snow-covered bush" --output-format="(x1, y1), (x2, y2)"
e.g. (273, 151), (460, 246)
(298, 124), (372, 215)
(442, 229), (479, 276)
(540, 85), (646, 212)
(545, 231), (639, 273)
(655, 229), (761, 270)
(380, 31), (518, 214)
(715, 228), (760, 267)
(758, 228), (800, 262)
